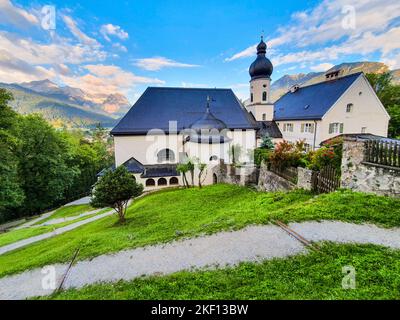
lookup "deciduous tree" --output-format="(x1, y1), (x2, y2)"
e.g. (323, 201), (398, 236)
(91, 166), (143, 223)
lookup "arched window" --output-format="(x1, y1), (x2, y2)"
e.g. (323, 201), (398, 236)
(213, 173), (218, 184)
(157, 149), (175, 163)
(209, 155), (218, 161)
(262, 91), (267, 101)
(158, 178), (167, 186)
(170, 177), (179, 185)
(146, 179), (155, 187)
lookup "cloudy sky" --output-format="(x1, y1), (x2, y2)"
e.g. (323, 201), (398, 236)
(0, 0), (399, 102)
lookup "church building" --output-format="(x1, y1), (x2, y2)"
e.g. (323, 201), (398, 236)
(110, 36), (390, 189)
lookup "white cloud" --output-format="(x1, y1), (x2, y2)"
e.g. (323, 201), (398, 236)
(0, 31), (106, 65)
(134, 56), (199, 71)
(226, 0), (400, 67)
(112, 42), (128, 52)
(310, 63), (335, 72)
(0, 0), (38, 28)
(60, 64), (164, 97)
(100, 24), (129, 41)
(62, 15), (100, 47)
(225, 44), (257, 62)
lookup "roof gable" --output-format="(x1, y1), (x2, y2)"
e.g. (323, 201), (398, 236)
(111, 87), (256, 135)
(274, 72), (362, 121)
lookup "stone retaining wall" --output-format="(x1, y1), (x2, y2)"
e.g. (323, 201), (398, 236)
(257, 163), (296, 192)
(341, 138), (400, 197)
(212, 161), (258, 186)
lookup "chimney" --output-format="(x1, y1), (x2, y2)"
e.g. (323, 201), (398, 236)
(325, 70), (341, 81)
(289, 84), (300, 93)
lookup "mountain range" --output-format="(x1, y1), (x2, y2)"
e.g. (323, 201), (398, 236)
(0, 79), (131, 128)
(270, 61), (400, 101)
(1, 61), (398, 128)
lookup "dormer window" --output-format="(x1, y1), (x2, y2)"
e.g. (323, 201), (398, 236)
(346, 103), (353, 113)
(262, 92), (267, 101)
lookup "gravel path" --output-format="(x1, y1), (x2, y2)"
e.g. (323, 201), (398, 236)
(13, 196), (92, 230)
(0, 220), (399, 300)
(35, 208), (105, 226)
(64, 196), (91, 206)
(13, 210), (56, 230)
(0, 209), (114, 256)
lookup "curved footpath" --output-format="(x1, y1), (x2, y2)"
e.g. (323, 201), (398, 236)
(0, 220), (399, 300)
(0, 209), (114, 256)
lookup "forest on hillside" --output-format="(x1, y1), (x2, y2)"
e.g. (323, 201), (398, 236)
(0, 89), (114, 223)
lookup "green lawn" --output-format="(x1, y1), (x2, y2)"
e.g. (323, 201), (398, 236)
(0, 184), (399, 278)
(44, 243), (400, 300)
(33, 204), (94, 225)
(0, 208), (110, 248)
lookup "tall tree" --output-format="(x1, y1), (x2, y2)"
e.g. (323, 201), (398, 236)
(0, 89), (24, 221)
(366, 72), (400, 138)
(16, 115), (78, 215)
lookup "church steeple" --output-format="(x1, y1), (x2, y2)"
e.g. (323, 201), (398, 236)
(249, 36), (273, 80)
(246, 35), (275, 121)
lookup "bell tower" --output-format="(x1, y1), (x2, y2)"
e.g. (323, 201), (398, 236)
(247, 36), (274, 121)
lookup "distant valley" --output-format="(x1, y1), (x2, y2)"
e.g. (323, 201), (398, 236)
(0, 80), (131, 129)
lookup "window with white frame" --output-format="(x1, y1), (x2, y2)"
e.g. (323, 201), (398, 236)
(283, 123), (294, 132)
(329, 123), (344, 134)
(301, 123), (314, 133)
(346, 103), (353, 113)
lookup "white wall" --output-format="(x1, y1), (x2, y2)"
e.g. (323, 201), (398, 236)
(250, 78), (271, 104)
(114, 134), (183, 166)
(275, 120), (322, 149)
(246, 77), (274, 121)
(276, 74), (390, 148)
(114, 129), (257, 189)
(320, 75), (390, 142)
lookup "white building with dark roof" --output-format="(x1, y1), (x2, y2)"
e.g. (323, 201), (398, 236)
(110, 36), (390, 189)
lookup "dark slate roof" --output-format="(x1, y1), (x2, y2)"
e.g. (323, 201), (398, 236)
(274, 72), (362, 121)
(141, 164), (179, 178)
(123, 157), (144, 173)
(111, 87), (257, 135)
(97, 159), (179, 178)
(256, 121), (282, 139)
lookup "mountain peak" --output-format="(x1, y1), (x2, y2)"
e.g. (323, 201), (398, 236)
(270, 61), (393, 102)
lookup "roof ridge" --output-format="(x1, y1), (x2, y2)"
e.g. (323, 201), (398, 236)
(298, 71), (362, 90)
(274, 71), (362, 104)
(147, 86), (232, 91)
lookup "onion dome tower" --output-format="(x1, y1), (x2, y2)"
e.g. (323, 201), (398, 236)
(247, 36), (275, 121)
(249, 37), (273, 81)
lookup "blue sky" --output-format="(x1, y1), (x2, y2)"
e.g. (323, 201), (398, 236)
(0, 0), (399, 103)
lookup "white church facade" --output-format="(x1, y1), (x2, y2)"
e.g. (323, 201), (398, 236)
(110, 37), (390, 190)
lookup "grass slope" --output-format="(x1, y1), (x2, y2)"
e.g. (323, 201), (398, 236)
(0, 208), (108, 248)
(45, 243), (400, 300)
(0, 184), (399, 278)
(33, 204), (93, 225)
